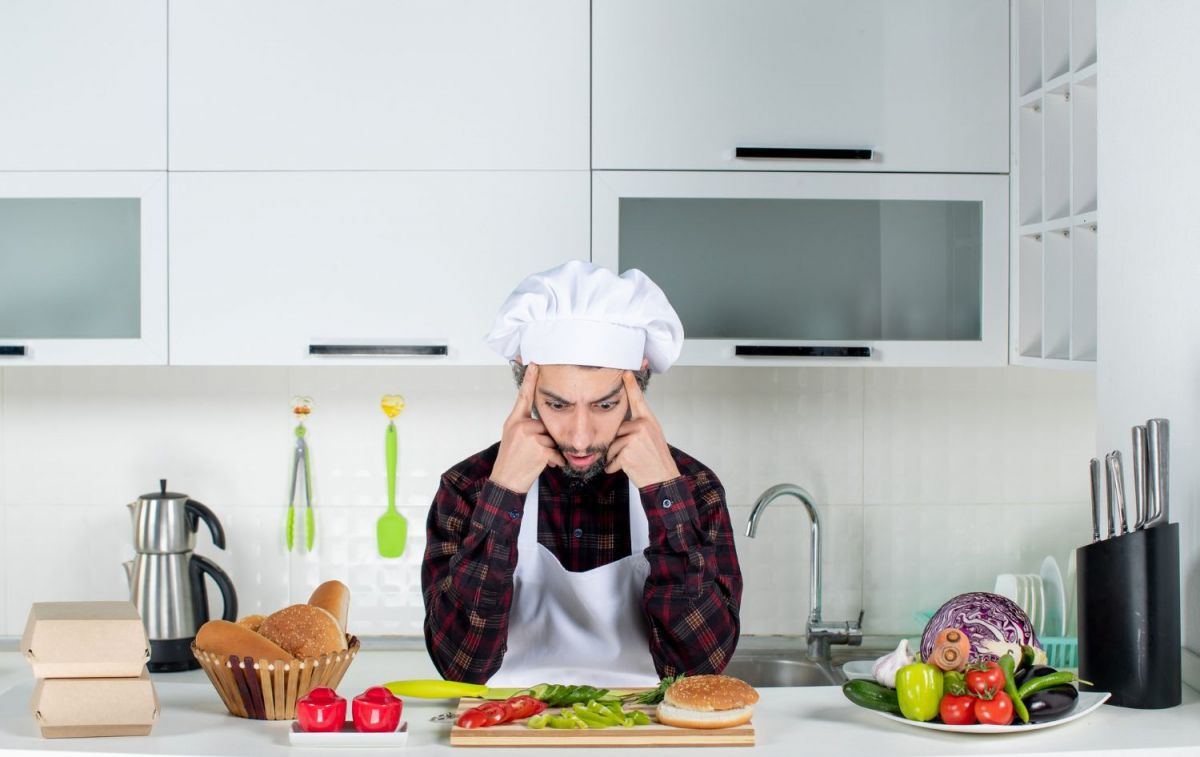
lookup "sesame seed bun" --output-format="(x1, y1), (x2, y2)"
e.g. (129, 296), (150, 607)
(257, 604), (346, 659)
(655, 675), (759, 729)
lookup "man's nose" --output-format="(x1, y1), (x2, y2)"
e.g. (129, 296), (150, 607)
(567, 409), (592, 451)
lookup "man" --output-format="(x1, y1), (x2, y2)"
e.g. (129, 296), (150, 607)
(422, 261), (742, 686)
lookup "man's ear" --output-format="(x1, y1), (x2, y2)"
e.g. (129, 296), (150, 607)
(640, 357), (649, 372)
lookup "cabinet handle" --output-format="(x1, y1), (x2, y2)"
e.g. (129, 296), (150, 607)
(735, 147), (874, 161)
(735, 345), (872, 358)
(308, 344), (448, 357)
(0, 345), (26, 357)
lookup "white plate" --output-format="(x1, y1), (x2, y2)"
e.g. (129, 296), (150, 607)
(843, 660), (875, 680)
(1041, 555), (1067, 637)
(289, 720), (409, 747)
(1065, 551), (1078, 636)
(864, 691), (1111, 734)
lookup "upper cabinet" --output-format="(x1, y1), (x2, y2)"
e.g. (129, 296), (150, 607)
(169, 171), (589, 365)
(168, 0), (589, 171)
(0, 0), (166, 170)
(0, 173), (168, 365)
(593, 0), (1009, 173)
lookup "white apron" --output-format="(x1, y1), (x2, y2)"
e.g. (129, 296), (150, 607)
(487, 477), (661, 688)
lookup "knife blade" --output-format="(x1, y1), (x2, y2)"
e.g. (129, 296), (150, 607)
(1112, 450), (1129, 534)
(1089, 457), (1103, 542)
(1131, 425), (1148, 530)
(1106, 451), (1128, 535)
(1145, 418), (1170, 527)
(1103, 452), (1117, 539)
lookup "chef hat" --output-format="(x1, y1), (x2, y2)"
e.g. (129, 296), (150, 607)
(485, 260), (684, 373)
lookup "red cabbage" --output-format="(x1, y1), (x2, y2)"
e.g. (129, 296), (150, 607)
(920, 592), (1040, 663)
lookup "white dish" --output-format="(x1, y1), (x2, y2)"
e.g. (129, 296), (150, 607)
(864, 691), (1110, 734)
(843, 660), (875, 680)
(289, 720), (409, 747)
(1065, 550), (1078, 636)
(1041, 555), (1067, 637)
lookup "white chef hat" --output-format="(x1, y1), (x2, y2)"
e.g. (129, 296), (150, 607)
(485, 260), (684, 373)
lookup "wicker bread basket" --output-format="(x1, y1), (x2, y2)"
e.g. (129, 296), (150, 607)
(191, 635), (360, 720)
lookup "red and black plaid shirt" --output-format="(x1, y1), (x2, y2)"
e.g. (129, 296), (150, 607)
(421, 442), (743, 683)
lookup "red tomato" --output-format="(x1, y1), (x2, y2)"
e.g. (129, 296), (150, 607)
(456, 709), (490, 729)
(938, 694), (977, 726)
(503, 695), (545, 720)
(476, 702), (512, 726)
(295, 687), (346, 733)
(351, 686), (403, 733)
(965, 661), (1006, 699)
(975, 691), (1015, 726)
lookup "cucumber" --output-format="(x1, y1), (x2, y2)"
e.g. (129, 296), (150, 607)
(842, 680), (903, 716)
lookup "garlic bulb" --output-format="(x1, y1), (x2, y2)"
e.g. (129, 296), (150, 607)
(871, 638), (914, 689)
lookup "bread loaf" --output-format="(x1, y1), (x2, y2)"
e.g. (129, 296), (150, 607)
(235, 614), (265, 633)
(195, 620), (295, 663)
(257, 604), (346, 659)
(307, 580), (350, 633)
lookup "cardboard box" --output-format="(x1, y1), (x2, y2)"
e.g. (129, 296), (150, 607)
(22, 601), (151, 679)
(31, 670), (159, 738)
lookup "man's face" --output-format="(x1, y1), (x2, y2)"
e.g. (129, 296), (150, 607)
(531, 364), (629, 481)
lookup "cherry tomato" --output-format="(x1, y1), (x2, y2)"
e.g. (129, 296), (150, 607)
(965, 661), (1006, 699)
(351, 686), (403, 733)
(938, 693), (977, 726)
(295, 687), (346, 733)
(975, 691), (1015, 726)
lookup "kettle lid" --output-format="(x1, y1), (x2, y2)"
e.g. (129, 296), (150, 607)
(139, 478), (187, 501)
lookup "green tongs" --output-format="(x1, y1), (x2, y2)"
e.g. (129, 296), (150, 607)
(286, 396), (316, 552)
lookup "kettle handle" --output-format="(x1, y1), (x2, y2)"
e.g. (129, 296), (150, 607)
(189, 554), (238, 625)
(185, 499), (227, 550)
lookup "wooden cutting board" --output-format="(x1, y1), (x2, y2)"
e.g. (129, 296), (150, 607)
(448, 697), (755, 747)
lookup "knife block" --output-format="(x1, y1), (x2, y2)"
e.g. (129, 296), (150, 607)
(1076, 523), (1180, 709)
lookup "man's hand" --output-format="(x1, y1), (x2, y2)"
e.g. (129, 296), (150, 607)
(604, 371), (681, 488)
(489, 364), (567, 494)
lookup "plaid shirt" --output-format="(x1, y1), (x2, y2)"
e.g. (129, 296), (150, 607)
(421, 442), (743, 684)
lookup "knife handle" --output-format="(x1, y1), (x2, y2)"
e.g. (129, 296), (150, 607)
(1145, 418), (1170, 527)
(383, 679), (487, 699)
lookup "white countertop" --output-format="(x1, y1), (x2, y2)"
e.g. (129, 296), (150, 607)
(0, 643), (1197, 757)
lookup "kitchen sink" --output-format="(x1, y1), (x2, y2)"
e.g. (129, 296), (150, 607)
(722, 656), (841, 687)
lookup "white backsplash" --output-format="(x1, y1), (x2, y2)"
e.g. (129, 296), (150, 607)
(0, 365), (1095, 639)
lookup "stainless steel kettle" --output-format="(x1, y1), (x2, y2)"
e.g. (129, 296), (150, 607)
(124, 479), (238, 672)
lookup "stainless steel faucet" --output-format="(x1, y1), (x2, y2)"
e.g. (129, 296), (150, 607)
(746, 483), (863, 661)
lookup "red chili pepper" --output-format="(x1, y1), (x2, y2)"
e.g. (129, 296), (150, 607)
(351, 686), (403, 733)
(296, 687), (346, 733)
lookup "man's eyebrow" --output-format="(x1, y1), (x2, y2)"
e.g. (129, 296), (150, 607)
(537, 388), (573, 405)
(537, 382), (624, 406)
(591, 382), (624, 405)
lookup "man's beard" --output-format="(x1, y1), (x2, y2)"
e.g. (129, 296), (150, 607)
(557, 444), (609, 482)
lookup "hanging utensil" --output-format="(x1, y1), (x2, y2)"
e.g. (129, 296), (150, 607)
(286, 396), (316, 552)
(377, 394), (408, 558)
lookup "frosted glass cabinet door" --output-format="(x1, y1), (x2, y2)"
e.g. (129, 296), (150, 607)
(0, 173), (167, 365)
(593, 171), (1008, 366)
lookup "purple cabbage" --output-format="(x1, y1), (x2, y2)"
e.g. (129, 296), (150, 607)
(920, 592), (1040, 663)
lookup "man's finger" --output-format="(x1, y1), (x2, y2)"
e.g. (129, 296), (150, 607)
(604, 449), (625, 475)
(547, 448), (567, 468)
(509, 363), (539, 420)
(622, 370), (650, 419)
(606, 437), (629, 461)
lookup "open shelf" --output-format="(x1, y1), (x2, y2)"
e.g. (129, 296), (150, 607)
(1072, 76), (1098, 215)
(1019, 101), (1043, 226)
(1018, 234), (1044, 358)
(1072, 0), (1097, 71)
(1043, 0), (1071, 82)
(1042, 229), (1072, 360)
(1043, 84), (1071, 223)
(1071, 223), (1098, 361)
(1019, 0), (1044, 95)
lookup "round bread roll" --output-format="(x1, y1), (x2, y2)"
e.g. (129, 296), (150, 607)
(307, 580), (350, 633)
(195, 620), (295, 662)
(257, 604), (347, 659)
(655, 675), (759, 729)
(235, 614), (266, 633)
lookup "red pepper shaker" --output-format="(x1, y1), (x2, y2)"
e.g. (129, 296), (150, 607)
(352, 687), (404, 733)
(295, 687), (346, 733)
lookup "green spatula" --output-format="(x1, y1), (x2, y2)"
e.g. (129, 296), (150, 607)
(377, 394), (407, 558)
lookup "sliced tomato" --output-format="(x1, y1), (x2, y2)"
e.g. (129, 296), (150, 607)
(456, 709), (490, 729)
(503, 695), (545, 720)
(476, 702), (512, 726)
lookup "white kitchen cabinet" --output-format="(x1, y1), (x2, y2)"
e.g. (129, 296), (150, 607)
(168, 0), (588, 171)
(0, 0), (166, 170)
(0, 173), (168, 365)
(593, 0), (1009, 173)
(593, 171), (1009, 367)
(169, 171), (589, 365)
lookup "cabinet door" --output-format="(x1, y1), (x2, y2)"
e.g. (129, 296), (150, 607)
(0, 173), (167, 365)
(169, 172), (590, 365)
(169, 0), (588, 170)
(0, 0), (166, 170)
(594, 171), (1008, 367)
(594, 0), (1008, 173)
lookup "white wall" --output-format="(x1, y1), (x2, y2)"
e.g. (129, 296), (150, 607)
(0, 365), (1093, 639)
(1097, 1), (1200, 678)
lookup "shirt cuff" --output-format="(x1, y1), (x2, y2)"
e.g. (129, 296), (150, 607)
(639, 476), (701, 549)
(473, 479), (527, 538)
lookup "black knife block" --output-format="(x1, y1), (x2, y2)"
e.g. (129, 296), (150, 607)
(1076, 523), (1181, 709)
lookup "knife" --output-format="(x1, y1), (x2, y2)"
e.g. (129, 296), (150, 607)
(1089, 457), (1103, 542)
(1105, 451), (1128, 535)
(1144, 418), (1170, 527)
(1131, 426), (1148, 530)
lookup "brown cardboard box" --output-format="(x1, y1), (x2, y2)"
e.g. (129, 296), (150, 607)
(31, 670), (159, 738)
(22, 601), (151, 679)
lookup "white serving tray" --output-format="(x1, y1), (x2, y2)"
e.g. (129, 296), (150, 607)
(288, 720), (408, 747)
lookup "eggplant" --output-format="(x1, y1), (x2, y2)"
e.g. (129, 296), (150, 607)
(1015, 665), (1058, 688)
(1025, 684), (1079, 722)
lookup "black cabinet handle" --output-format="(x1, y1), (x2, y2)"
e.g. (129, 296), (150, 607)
(0, 345), (26, 357)
(309, 344), (448, 357)
(735, 147), (874, 161)
(736, 345), (872, 358)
